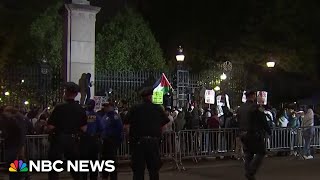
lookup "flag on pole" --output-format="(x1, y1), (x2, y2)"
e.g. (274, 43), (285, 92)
(153, 73), (172, 95)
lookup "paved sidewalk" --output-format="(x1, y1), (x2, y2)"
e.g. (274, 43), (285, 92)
(0, 157), (319, 180)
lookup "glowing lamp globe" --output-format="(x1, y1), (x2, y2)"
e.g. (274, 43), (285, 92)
(266, 61), (275, 68)
(220, 73), (227, 80)
(176, 46), (185, 62)
(176, 54), (185, 62)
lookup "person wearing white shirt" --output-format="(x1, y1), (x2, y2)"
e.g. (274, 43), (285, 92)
(301, 106), (315, 160)
(163, 108), (174, 156)
(171, 108), (179, 121)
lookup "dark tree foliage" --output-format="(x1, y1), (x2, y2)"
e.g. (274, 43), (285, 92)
(96, 8), (166, 71)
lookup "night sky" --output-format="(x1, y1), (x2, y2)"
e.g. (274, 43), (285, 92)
(95, 0), (320, 72)
(1, 0), (320, 75)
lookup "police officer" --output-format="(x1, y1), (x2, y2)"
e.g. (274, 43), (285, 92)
(124, 87), (170, 180)
(47, 82), (87, 180)
(100, 102), (123, 180)
(80, 99), (101, 180)
(238, 90), (271, 180)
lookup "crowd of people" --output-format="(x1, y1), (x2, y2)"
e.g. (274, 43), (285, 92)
(161, 103), (320, 132)
(1, 91), (319, 179)
(1, 101), (319, 137)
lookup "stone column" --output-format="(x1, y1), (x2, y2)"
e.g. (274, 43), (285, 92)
(64, 0), (100, 101)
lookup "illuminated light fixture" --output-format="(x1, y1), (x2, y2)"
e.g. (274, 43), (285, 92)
(266, 61), (276, 68)
(24, 101), (29, 105)
(214, 86), (220, 91)
(21, 79), (25, 83)
(4, 91), (10, 96)
(176, 46), (185, 62)
(220, 73), (227, 80)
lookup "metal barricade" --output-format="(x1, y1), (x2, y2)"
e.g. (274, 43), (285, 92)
(0, 127), (318, 169)
(117, 134), (130, 161)
(267, 128), (293, 152)
(160, 131), (180, 169)
(178, 129), (238, 164)
(312, 126), (320, 149)
(293, 126), (320, 158)
(25, 135), (49, 160)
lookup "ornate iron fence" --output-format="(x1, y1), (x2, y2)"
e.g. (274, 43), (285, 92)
(0, 63), (246, 108)
(0, 66), (63, 108)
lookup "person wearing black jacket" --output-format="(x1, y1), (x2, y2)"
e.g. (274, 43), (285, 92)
(47, 82), (87, 180)
(124, 87), (169, 180)
(238, 90), (271, 180)
(0, 106), (29, 180)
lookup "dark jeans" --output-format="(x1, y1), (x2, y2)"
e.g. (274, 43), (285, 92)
(86, 87), (91, 104)
(101, 138), (119, 180)
(240, 132), (266, 179)
(48, 134), (81, 180)
(303, 127), (315, 156)
(244, 152), (264, 179)
(80, 136), (99, 180)
(208, 132), (218, 152)
(130, 137), (161, 180)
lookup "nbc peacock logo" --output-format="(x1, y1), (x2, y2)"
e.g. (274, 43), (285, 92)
(9, 160), (29, 172)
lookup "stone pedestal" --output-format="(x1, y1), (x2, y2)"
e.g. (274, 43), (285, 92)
(64, 0), (100, 101)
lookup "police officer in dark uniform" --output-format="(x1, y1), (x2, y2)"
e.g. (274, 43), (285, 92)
(124, 87), (170, 180)
(80, 99), (101, 180)
(100, 102), (123, 180)
(47, 82), (87, 180)
(238, 90), (271, 180)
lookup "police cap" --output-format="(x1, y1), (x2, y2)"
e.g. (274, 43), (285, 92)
(64, 82), (80, 94)
(140, 87), (153, 97)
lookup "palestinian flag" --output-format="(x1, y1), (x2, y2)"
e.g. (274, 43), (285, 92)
(153, 73), (172, 94)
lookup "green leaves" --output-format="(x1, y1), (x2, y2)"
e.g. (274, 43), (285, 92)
(29, 1), (63, 68)
(96, 8), (166, 72)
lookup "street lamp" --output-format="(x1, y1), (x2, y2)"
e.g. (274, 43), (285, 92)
(266, 56), (276, 68)
(220, 73), (227, 80)
(4, 91), (10, 96)
(40, 56), (49, 107)
(266, 61), (276, 68)
(176, 46), (185, 62)
(24, 101), (29, 105)
(41, 57), (49, 75)
(214, 86), (220, 91)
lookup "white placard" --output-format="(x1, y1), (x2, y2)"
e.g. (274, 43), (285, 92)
(217, 94), (230, 109)
(242, 91), (247, 103)
(257, 91), (268, 105)
(93, 96), (108, 112)
(205, 90), (215, 104)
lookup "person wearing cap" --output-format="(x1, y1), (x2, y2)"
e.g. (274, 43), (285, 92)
(47, 82), (87, 180)
(124, 87), (170, 180)
(237, 90), (271, 180)
(97, 103), (110, 117)
(99, 102), (123, 180)
(80, 99), (101, 180)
